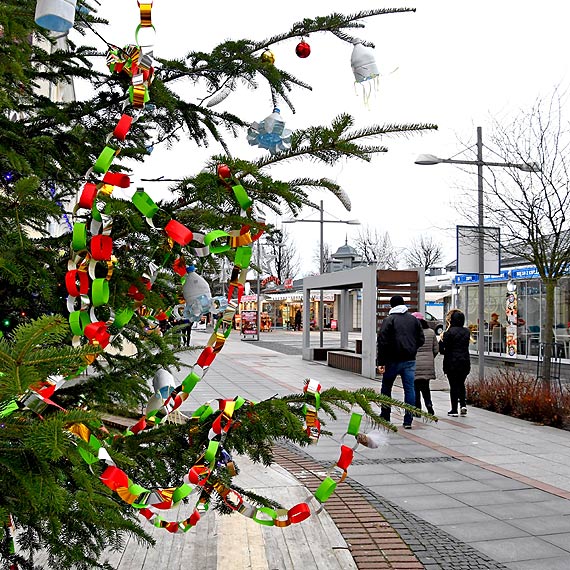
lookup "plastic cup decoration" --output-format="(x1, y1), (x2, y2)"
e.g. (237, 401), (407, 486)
(35, 0), (77, 33)
(350, 43), (379, 105)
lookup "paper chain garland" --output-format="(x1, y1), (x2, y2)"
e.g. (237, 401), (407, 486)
(4, 0), (372, 543)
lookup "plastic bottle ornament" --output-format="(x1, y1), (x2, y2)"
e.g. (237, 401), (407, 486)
(146, 369), (176, 414)
(351, 43), (380, 105)
(260, 49), (275, 65)
(356, 431), (388, 449)
(182, 268), (212, 323)
(35, 0), (77, 33)
(295, 40), (311, 58)
(247, 108), (292, 155)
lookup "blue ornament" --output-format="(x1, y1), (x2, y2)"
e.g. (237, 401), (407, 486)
(247, 108), (292, 155)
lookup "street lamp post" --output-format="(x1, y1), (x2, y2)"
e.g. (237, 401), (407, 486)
(283, 200), (359, 347)
(415, 126), (535, 380)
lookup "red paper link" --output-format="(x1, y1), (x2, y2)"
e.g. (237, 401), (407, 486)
(288, 503), (311, 524)
(196, 346), (215, 368)
(139, 508), (153, 520)
(78, 182), (98, 210)
(337, 445), (354, 471)
(188, 510), (200, 526)
(65, 270), (89, 296)
(84, 321), (110, 348)
(172, 257), (187, 276)
(211, 413), (232, 435)
(165, 522), (179, 534)
(90, 235), (113, 261)
(103, 172), (131, 188)
(227, 283), (244, 305)
(188, 465), (210, 486)
(164, 219), (193, 246)
(101, 466), (129, 491)
(130, 417), (147, 434)
(113, 114), (133, 141)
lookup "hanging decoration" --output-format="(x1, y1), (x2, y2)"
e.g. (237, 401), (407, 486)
(350, 43), (379, 105)
(260, 49), (275, 65)
(295, 39), (311, 58)
(247, 108), (292, 155)
(34, 0), (77, 33)
(182, 268), (213, 323)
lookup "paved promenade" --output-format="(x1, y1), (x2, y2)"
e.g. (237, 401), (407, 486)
(109, 329), (570, 570)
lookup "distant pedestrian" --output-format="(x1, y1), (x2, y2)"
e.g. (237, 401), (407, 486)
(294, 309), (302, 331)
(439, 309), (471, 417)
(411, 312), (438, 415)
(377, 295), (425, 429)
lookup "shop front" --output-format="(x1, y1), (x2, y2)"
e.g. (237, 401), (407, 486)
(263, 291), (336, 330)
(455, 267), (570, 359)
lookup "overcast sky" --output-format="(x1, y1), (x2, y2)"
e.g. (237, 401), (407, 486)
(77, 1), (570, 276)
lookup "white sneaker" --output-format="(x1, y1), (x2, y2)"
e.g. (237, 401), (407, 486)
(460, 407), (467, 416)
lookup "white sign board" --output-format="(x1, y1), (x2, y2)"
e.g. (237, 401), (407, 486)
(456, 225), (500, 275)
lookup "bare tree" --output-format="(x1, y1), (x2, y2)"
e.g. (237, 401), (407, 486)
(404, 235), (444, 270)
(264, 228), (300, 281)
(354, 225), (398, 269)
(312, 242), (333, 274)
(483, 90), (570, 380)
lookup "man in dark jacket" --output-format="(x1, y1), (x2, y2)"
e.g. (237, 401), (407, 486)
(377, 295), (425, 428)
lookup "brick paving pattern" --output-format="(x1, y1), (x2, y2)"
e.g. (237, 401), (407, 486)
(274, 443), (510, 570)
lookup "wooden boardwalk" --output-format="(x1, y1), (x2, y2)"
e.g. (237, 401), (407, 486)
(100, 457), (356, 570)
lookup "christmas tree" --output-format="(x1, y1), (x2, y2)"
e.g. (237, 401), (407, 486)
(0, 1), (436, 567)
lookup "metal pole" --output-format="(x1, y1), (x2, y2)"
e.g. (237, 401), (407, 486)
(477, 126), (485, 380)
(319, 200), (324, 348)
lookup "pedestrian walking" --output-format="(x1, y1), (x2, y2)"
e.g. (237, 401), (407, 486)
(439, 309), (471, 417)
(294, 309), (302, 331)
(411, 312), (438, 415)
(377, 295), (425, 429)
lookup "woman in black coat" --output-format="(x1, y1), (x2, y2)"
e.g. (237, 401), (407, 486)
(439, 309), (471, 417)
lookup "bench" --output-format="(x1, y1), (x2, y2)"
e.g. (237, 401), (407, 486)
(327, 350), (362, 374)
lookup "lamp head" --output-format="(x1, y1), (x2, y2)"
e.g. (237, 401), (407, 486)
(414, 153), (444, 166)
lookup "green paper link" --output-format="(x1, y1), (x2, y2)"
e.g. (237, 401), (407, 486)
(204, 440), (219, 464)
(132, 190), (159, 218)
(72, 222), (87, 251)
(93, 146), (116, 174)
(92, 278), (110, 307)
(314, 477), (337, 504)
(234, 245), (253, 268)
(172, 483), (193, 504)
(69, 310), (91, 336)
(203, 229), (230, 254)
(193, 404), (213, 421)
(77, 446), (98, 465)
(231, 184), (253, 210)
(313, 392), (321, 410)
(91, 202), (102, 222)
(0, 400), (19, 419)
(253, 507), (276, 526)
(114, 308), (134, 328)
(234, 396), (246, 410)
(88, 434), (102, 451)
(128, 483), (149, 496)
(182, 371), (200, 393)
(347, 412), (362, 436)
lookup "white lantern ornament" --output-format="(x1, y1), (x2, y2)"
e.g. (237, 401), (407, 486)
(350, 43), (380, 105)
(35, 0), (77, 33)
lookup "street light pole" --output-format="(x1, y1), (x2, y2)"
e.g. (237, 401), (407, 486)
(282, 202), (359, 348)
(415, 127), (535, 381)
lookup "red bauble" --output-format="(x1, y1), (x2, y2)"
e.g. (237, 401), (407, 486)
(217, 164), (231, 179)
(295, 40), (311, 58)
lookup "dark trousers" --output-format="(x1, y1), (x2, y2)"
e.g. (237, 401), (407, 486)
(447, 370), (468, 412)
(414, 379), (434, 414)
